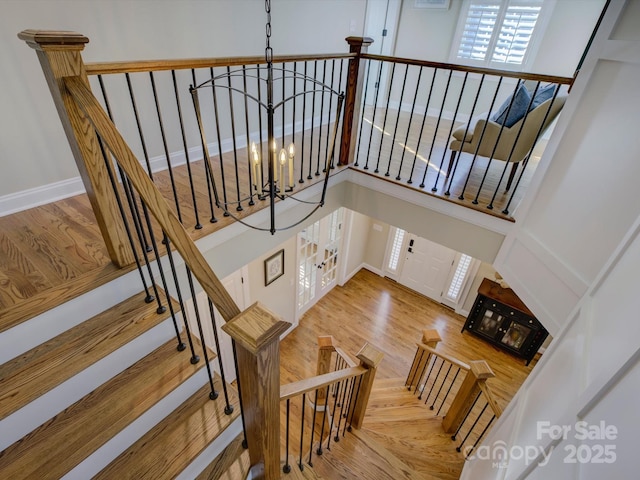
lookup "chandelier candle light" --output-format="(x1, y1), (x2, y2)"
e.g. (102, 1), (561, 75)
(190, 0), (345, 234)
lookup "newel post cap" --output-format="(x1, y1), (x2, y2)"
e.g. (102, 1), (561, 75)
(222, 302), (290, 355)
(18, 30), (89, 50)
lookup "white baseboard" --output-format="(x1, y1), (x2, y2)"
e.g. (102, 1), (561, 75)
(0, 177), (85, 217)
(362, 263), (384, 277)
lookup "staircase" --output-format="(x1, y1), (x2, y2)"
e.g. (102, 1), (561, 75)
(0, 283), (242, 479)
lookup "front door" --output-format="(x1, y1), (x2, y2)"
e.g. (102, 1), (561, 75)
(399, 234), (456, 303)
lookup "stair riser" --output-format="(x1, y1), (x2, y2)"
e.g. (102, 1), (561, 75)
(0, 268), (144, 364)
(0, 317), (179, 452)
(62, 361), (218, 480)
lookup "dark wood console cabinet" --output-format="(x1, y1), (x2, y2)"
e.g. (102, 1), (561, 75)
(463, 278), (548, 365)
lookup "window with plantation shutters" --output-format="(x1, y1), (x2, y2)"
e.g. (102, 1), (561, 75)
(452, 0), (547, 70)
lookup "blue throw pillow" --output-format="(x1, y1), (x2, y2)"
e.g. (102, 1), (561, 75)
(530, 83), (557, 110)
(491, 83), (531, 128)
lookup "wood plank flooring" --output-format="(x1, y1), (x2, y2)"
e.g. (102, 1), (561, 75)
(279, 269), (537, 479)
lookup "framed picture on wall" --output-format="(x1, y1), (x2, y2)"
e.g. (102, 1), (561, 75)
(264, 249), (284, 286)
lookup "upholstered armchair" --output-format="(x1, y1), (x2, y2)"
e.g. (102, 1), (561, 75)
(447, 85), (566, 191)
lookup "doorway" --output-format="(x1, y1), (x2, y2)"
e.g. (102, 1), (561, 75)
(384, 226), (479, 310)
(296, 208), (345, 318)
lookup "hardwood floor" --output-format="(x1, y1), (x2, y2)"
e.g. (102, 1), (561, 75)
(280, 268), (537, 479)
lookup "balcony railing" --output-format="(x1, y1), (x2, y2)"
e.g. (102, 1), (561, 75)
(352, 54), (573, 218)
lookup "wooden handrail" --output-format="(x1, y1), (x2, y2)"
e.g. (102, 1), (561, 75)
(63, 75), (241, 323)
(334, 346), (358, 368)
(417, 343), (471, 372)
(85, 52), (356, 76)
(280, 366), (367, 401)
(360, 53), (574, 85)
(478, 381), (503, 418)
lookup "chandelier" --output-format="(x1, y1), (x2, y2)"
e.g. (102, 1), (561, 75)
(190, 0), (344, 234)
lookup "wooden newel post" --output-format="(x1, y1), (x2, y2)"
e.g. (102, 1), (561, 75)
(17, 30), (134, 268)
(222, 302), (290, 480)
(349, 343), (384, 430)
(316, 335), (336, 406)
(338, 36), (374, 166)
(406, 329), (442, 389)
(442, 360), (495, 434)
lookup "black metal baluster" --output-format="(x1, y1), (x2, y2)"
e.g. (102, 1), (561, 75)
(149, 72), (182, 218)
(396, 66), (423, 181)
(316, 385), (331, 455)
(430, 363), (453, 410)
(184, 267), (218, 400)
(432, 72), (469, 192)
(355, 59), (373, 167)
(301, 61), (309, 182)
(364, 60), (385, 171)
(283, 398), (291, 473)
(332, 58), (345, 166)
(465, 414), (496, 458)
(106, 74), (150, 254)
(207, 299), (234, 413)
(456, 402), (489, 452)
(172, 70), (202, 229)
(335, 377), (351, 442)
(241, 66), (255, 207)
(225, 66), (243, 213)
(408, 67), (438, 184)
(502, 85), (562, 215)
(346, 376), (363, 433)
(161, 234), (200, 363)
(342, 377), (356, 437)
(291, 62), (297, 175)
(452, 391), (482, 440)
(459, 77), (503, 201)
(471, 80), (523, 205)
(311, 61), (319, 177)
(420, 69), (453, 188)
(437, 366), (462, 416)
(487, 82), (540, 209)
(96, 138), (165, 321)
(417, 354), (437, 399)
(324, 60), (336, 169)
(424, 357), (445, 404)
(317, 60), (327, 173)
(190, 85), (219, 224)
(210, 68), (230, 215)
(386, 63), (409, 178)
(326, 379), (342, 450)
(407, 349), (425, 390)
(308, 390), (319, 466)
(374, 62), (396, 174)
(298, 393), (306, 471)
(445, 74), (486, 196)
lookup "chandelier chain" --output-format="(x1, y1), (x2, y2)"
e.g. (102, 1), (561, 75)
(265, 0), (273, 64)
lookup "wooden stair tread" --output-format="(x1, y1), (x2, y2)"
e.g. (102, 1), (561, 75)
(197, 434), (249, 480)
(0, 339), (207, 479)
(0, 288), (177, 421)
(96, 377), (240, 479)
(363, 381), (465, 480)
(311, 428), (425, 480)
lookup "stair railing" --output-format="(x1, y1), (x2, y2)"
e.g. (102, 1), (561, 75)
(279, 342), (383, 475)
(18, 30), (305, 479)
(406, 328), (503, 458)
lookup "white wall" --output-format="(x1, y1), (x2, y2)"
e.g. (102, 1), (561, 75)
(466, 1), (640, 478)
(247, 236), (297, 326)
